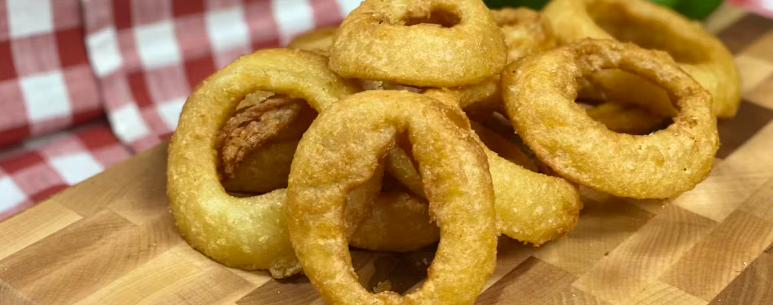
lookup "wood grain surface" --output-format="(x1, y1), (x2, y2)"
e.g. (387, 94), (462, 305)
(2, 4), (773, 305)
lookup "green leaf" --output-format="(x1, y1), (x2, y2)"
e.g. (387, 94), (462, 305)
(483, 0), (722, 20)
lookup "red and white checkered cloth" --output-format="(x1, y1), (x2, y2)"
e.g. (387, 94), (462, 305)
(82, 0), (360, 152)
(0, 123), (131, 220)
(732, 0), (773, 19)
(0, 0), (103, 148)
(0, 0), (359, 221)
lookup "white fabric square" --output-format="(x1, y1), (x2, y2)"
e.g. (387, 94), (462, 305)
(206, 7), (250, 52)
(20, 72), (72, 122)
(134, 21), (182, 69)
(87, 28), (124, 76)
(49, 153), (104, 185)
(335, 0), (361, 16)
(108, 103), (150, 143)
(7, 0), (54, 38)
(271, 0), (314, 45)
(157, 98), (185, 129)
(0, 177), (27, 212)
(764, 0), (773, 11)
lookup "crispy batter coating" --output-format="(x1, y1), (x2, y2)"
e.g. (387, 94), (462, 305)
(502, 40), (718, 199)
(491, 8), (557, 64)
(385, 123), (581, 245)
(542, 0), (741, 118)
(287, 91), (497, 304)
(168, 49), (369, 278)
(385, 90), (581, 245)
(287, 26), (337, 56)
(329, 0), (506, 87)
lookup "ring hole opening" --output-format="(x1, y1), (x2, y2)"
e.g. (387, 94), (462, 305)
(404, 9), (460, 28)
(220, 91), (317, 196)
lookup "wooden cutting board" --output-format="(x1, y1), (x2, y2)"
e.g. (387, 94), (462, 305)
(2, 5), (773, 305)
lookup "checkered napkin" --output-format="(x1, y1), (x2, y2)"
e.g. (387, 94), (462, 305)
(0, 123), (131, 220)
(82, 0), (360, 153)
(0, 0), (103, 148)
(0, 0), (359, 221)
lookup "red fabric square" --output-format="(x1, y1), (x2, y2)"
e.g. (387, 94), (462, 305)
(10, 34), (61, 76)
(52, 0), (83, 30)
(117, 29), (141, 70)
(131, 0), (173, 27)
(145, 65), (190, 103)
(91, 144), (131, 167)
(311, 0), (344, 27)
(30, 184), (69, 202)
(30, 116), (72, 137)
(76, 125), (119, 150)
(84, 0), (115, 35)
(99, 73), (134, 109)
(0, 151), (45, 174)
(0, 81), (27, 132)
(114, 0), (134, 30)
(207, 0), (243, 10)
(244, 0), (281, 50)
(0, 1), (9, 41)
(173, 0), (205, 17)
(174, 14), (210, 59)
(12, 163), (66, 196)
(127, 70), (153, 108)
(0, 41), (17, 81)
(63, 66), (103, 118)
(0, 125), (30, 148)
(183, 55), (216, 88)
(56, 28), (90, 68)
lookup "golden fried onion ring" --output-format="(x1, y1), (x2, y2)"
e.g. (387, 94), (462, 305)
(288, 91), (497, 304)
(542, 0), (741, 118)
(169, 49), (377, 278)
(386, 90), (582, 245)
(329, 0), (506, 87)
(491, 8), (557, 64)
(502, 40), (718, 199)
(287, 26), (337, 57)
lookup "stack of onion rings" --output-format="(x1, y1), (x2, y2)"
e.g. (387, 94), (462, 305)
(167, 0), (726, 301)
(169, 49), (437, 278)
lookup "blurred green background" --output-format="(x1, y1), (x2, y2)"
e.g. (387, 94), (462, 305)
(483, 0), (723, 20)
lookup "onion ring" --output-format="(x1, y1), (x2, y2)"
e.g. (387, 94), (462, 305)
(287, 90), (497, 304)
(387, 91), (582, 245)
(491, 8), (557, 64)
(329, 0), (506, 87)
(502, 39), (718, 199)
(287, 26), (337, 57)
(169, 49), (376, 278)
(542, 0), (741, 118)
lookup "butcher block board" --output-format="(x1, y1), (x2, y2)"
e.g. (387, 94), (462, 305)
(3, 5), (773, 305)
